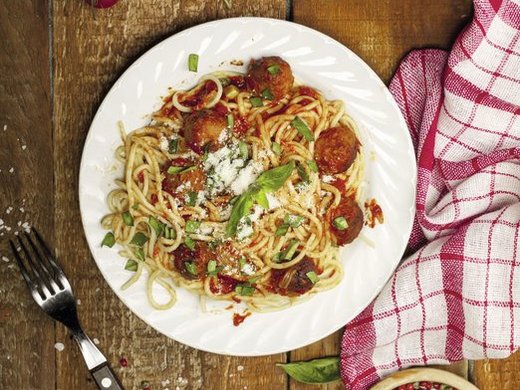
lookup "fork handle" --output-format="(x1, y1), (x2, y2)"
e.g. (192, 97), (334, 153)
(91, 363), (124, 390)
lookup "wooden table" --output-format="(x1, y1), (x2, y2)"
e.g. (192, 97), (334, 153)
(0, 1), (518, 389)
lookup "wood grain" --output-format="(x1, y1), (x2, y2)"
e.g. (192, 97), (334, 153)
(0, 1), (55, 389)
(473, 352), (520, 390)
(51, 1), (286, 389)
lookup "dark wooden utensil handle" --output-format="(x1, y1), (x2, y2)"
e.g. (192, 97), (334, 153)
(91, 363), (124, 390)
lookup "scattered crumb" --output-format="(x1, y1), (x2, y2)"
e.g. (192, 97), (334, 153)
(93, 338), (100, 345)
(3, 125), (6, 131)
(6, 207), (13, 214)
(230, 59), (244, 66)
(54, 342), (65, 351)
(161, 379), (171, 387)
(19, 207), (24, 213)
(21, 145), (27, 150)
(8, 167), (14, 173)
(1, 256), (9, 263)
(76, 299), (81, 305)
(237, 365), (244, 371)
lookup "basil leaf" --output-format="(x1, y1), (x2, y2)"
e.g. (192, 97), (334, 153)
(130, 232), (148, 246)
(307, 160), (318, 173)
(185, 261), (198, 276)
(186, 191), (197, 206)
(122, 211), (134, 226)
(226, 191), (255, 237)
(125, 259), (138, 272)
(235, 285), (255, 296)
(291, 116), (314, 142)
(277, 357), (340, 384)
(101, 232), (115, 248)
(148, 216), (165, 236)
(135, 247), (145, 261)
(255, 189), (269, 209)
(256, 161), (295, 193)
(296, 162), (310, 183)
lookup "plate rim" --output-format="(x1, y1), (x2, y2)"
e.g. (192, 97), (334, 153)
(78, 16), (417, 356)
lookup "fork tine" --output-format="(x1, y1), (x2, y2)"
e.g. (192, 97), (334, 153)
(9, 240), (33, 288)
(32, 228), (68, 289)
(24, 232), (60, 293)
(17, 236), (52, 299)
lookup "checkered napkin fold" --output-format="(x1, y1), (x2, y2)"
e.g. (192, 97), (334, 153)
(340, 0), (520, 388)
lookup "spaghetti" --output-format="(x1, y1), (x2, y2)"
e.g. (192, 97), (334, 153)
(101, 56), (367, 313)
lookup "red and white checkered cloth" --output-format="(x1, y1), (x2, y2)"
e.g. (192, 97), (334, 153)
(340, 0), (520, 388)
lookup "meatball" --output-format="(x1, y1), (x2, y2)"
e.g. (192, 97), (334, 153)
(161, 164), (205, 198)
(329, 196), (364, 246)
(172, 243), (211, 280)
(247, 56), (294, 101)
(270, 257), (318, 296)
(314, 126), (359, 175)
(183, 109), (228, 154)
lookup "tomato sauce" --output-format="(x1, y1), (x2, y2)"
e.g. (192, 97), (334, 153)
(330, 177), (347, 194)
(209, 274), (240, 295)
(298, 86), (319, 99)
(365, 198), (384, 228)
(137, 171), (144, 183)
(213, 102), (229, 115)
(232, 312), (251, 327)
(178, 80), (217, 110)
(233, 115), (250, 137)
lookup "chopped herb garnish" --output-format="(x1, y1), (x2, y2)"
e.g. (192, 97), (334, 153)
(135, 247), (145, 261)
(291, 116), (314, 142)
(122, 211), (134, 226)
(185, 262), (198, 276)
(275, 224), (289, 237)
(306, 271), (319, 284)
(272, 142), (282, 156)
(307, 160), (318, 173)
(185, 236), (196, 250)
(188, 53), (199, 72)
(185, 220), (201, 234)
(168, 139), (178, 154)
(333, 216), (348, 230)
(207, 260), (217, 274)
(261, 88), (274, 100)
(235, 285), (255, 296)
(248, 276), (260, 284)
(227, 113), (234, 129)
(101, 232), (115, 248)
(272, 252), (282, 262)
(254, 189), (269, 209)
(250, 96), (263, 107)
(125, 259), (138, 272)
(219, 77), (231, 87)
(167, 166), (185, 175)
(284, 240), (299, 260)
(239, 256), (247, 269)
(164, 226), (176, 239)
(267, 64), (280, 75)
(130, 232), (148, 246)
(148, 216), (165, 236)
(224, 85), (239, 99)
(186, 191), (197, 207)
(239, 141), (248, 160)
(296, 162), (310, 183)
(284, 214), (305, 228)
(132, 204), (139, 210)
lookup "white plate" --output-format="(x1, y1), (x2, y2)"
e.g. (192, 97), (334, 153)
(79, 17), (416, 356)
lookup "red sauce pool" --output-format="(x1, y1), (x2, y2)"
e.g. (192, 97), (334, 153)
(233, 312), (251, 326)
(365, 198), (384, 228)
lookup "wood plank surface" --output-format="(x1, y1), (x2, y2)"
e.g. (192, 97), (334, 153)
(51, 1), (286, 389)
(0, 1), (55, 390)
(473, 353), (520, 390)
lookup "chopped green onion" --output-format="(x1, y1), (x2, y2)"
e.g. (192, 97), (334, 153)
(291, 116), (314, 142)
(284, 214), (305, 228)
(164, 226), (176, 240)
(186, 191), (197, 206)
(167, 166), (185, 175)
(130, 232), (148, 246)
(101, 232), (115, 248)
(122, 211), (134, 226)
(261, 88), (274, 100)
(275, 224), (289, 237)
(135, 247), (145, 261)
(207, 260), (217, 274)
(250, 96), (263, 107)
(306, 271), (319, 284)
(148, 216), (165, 236)
(239, 257), (247, 269)
(185, 220), (201, 234)
(185, 236), (196, 250)
(224, 85), (240, 99)
(272, 142), (282, 156)
(296, 162), (310, 183)
(227, 113), (234, 129)
(239, 141), (248, 160)
(219, 77), (231, 87)
(188, 53), (198, 72)
(185, 262), (198, 276)
(235, 285), (255, 296)
(272, 252), (282, 262)
(333, 216), (349, 230)
(284, 240), (299, 260)
(181, 166), (197, 174)
(131, 204), (139, 210)
(125, 259), (138, 272)
(307, 160), (318, 173)
(267, 64), (280, 75)
(168, 139), (178, 154)
(248, 276), (260, 284)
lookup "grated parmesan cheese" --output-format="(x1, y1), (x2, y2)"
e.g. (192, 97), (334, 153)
(266, 193), (281, 209)
(322, 175), (334, 183)
(230, 161), (262, 196)
(159, 136), (169, 152)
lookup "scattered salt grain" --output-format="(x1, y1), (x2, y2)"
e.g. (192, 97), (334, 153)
(8, 167), (14, 173)
(241, 263), (254, 276)
(93, 338), (100, 345)
(237, 365), (244, 371)
(3, 125), (6, 131)
(1, 256), (9, 263)
(19, 207), (24, 213)
(22, 222), (30, 233)
(54, 342), (65, 352)
(21, 145), (27, 150)
(76, 299), (81, 305)
(6, 207), (13, 214)
(161, 379), (171, 387)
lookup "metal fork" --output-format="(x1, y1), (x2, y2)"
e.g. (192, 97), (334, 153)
(10, 229), (123, 390)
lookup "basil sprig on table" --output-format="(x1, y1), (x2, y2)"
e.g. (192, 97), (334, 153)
(226, 161), (295, 237)
(277, 357), (340, 384)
